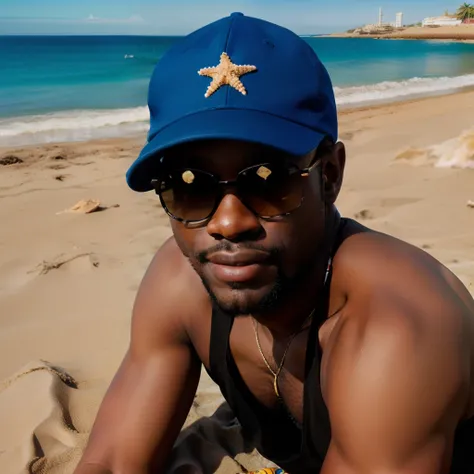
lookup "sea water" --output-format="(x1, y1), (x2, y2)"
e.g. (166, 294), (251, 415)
(1, 35), (474, 146)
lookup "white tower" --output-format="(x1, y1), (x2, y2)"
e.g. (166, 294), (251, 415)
(378, 7), (383, 26)
(395, 12), (403, 28)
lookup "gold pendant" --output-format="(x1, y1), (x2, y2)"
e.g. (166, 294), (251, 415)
(273, 376), (280, 398)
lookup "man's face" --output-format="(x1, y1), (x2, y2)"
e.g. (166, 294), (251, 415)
(161, 139), (344, 316)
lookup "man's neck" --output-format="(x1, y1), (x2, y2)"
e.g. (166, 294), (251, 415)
(252, 209), (341, 339)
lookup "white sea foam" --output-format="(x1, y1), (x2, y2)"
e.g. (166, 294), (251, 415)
(0, 107), (150, 147)
(335, 73), (474, 106)
(1, 74), (474, 147)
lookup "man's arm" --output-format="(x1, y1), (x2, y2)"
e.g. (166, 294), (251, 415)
(74, 239), (204, 474)
(321, 282), (470, 474)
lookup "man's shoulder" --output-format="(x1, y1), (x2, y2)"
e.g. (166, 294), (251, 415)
(338, 219), (441, 271)
(337, 220), (472, 306)
(322, 222), (474, 467)
(333, 220), (474, 341)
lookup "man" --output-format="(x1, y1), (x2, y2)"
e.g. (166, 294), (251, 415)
(75, 13), (474, 474)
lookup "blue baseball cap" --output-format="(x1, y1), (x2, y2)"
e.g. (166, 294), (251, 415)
(126, 12), (338, 192)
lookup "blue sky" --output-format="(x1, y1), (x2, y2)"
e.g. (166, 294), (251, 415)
(0, 0), (465, 35)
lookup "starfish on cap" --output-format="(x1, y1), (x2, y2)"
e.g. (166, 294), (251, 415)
(198, 52), (257, 98)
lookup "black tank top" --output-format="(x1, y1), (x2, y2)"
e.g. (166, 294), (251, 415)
(205, 218), (474, 473)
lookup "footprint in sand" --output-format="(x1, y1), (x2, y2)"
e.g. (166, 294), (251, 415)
(379, 197), (421, 208)
(353, 197), (421, 221)
(354, 209), (373, 220)
(50, 154), (67, 161)
(339, 131), (354, 141)
(0, 155), (23, 166)
(338, 127), (367, 143)
(49, 163), (68, 171)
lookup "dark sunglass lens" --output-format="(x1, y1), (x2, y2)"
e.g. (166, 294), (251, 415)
(159, 169), (217, 222)
(239, 164), (303, 217)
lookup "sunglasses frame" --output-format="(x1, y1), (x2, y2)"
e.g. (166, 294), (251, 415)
(150, 157), (322, 225)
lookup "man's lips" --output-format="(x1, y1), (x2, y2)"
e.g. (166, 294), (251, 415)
(206, 250), (271, 266)
(206, 250), (273, 283)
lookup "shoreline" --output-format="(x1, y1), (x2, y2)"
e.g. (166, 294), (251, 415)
(326, 34), (474, 43)
(2, 87), (474, 153)
(338, 85), (474, 113)
(324, 24), (474, 42)
(336, 83), (474, 111)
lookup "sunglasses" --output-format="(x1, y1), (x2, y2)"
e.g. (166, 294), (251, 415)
(150, 157), (322, 225)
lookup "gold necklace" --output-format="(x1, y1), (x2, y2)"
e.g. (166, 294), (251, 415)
(252, 309), (315, 399)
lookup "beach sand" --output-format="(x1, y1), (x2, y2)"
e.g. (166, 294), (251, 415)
(329, 24), (474, 41)
(1, 89), (474, 473)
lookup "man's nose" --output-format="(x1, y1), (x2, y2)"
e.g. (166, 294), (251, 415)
(206, 193), (263, 241)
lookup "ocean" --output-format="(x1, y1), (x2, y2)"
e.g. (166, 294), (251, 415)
(1, 35), (474, 147)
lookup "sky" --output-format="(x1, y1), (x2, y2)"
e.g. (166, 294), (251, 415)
(0, 0), (465, 35)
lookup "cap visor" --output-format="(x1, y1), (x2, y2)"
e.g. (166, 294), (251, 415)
(126, 108), (326, 192)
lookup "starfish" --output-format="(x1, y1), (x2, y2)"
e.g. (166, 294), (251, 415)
(197, 52), (257, 98)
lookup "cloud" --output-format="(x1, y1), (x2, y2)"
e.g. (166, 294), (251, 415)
(85, 14), (145, 24)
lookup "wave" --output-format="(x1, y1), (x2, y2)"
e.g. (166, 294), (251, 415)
(0, 107), (149, 147)
(1, 73), (474, 147)
(335, 73), (474, 106)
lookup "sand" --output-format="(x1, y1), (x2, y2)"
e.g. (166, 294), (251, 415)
(1, 89), (474, 473)
(329, 24), (474, 41)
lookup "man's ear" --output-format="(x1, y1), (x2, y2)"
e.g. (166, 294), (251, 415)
(322, 142), (345, 204)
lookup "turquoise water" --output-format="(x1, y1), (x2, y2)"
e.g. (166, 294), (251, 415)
(1, 35), (474, 145)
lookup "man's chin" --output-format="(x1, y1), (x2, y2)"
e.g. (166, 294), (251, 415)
(204, 282), (284, 317)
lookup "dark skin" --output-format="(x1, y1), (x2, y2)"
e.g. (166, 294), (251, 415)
(75, 139), (474, 474)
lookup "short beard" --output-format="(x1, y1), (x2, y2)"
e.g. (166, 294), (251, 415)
(192, 258), (315, 318)
(183, 239), (319, 317)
